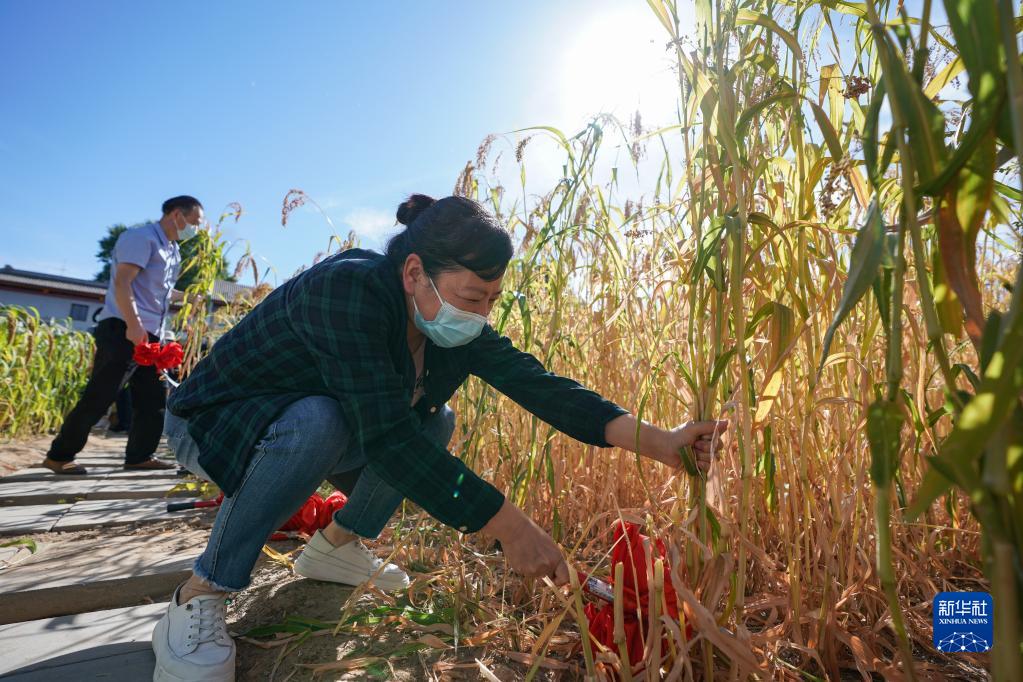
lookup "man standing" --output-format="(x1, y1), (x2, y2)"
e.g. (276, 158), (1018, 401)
(42, 196), (205, 474)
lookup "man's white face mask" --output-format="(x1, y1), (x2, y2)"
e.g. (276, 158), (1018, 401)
(174, 212), (200, 241)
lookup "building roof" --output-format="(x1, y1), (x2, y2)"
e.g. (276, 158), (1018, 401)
(0, 266), (107, 297)
(211, 278), (254, 303)
(0, 265), (252, 306)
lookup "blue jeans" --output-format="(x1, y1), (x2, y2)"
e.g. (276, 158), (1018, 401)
(164, 395), (456, 592)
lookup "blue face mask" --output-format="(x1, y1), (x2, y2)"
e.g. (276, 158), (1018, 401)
(413, 276), (487, 348)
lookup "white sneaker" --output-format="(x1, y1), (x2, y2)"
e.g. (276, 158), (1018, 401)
(152, 585), (235, 682)
(294, 531), (410, 591)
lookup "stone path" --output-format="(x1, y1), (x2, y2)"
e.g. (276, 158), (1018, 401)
(0, 478), (196, 506)
(0, 504), (73, 536)
(0, 603), (165, 679)
(1, 467), (186, 483)
(0, 529), (207, 624)
(0, 432), (213, 680)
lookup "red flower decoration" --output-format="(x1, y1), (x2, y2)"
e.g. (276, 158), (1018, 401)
(133, 342), (162, 366)
(133, 341), (184, 371)
(156, 342), (184, 371)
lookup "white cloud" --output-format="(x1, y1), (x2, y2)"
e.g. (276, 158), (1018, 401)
(342, 207), (400, 249)
(316, 195), (343, 209)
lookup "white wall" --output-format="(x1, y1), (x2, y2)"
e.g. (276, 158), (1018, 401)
(0, 289), (104, 332)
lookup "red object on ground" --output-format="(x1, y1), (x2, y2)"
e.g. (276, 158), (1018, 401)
(166, 492), (225, 512)
(167, 491), (348, 539)
(583, 521), (690, 669)
(133, 341), (185, 372)
(278, 491), (349, 536)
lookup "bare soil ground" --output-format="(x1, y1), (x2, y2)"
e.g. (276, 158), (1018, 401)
(229, 542), (563, 681)
(0, 434), (52, 475)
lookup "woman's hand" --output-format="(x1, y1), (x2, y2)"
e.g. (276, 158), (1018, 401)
(605, 414), (730, 474)
(655, 419), (729, 474)
(481, 499), (570, 585)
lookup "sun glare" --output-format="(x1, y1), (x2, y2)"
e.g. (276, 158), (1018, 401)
(558, 5), (686, 129)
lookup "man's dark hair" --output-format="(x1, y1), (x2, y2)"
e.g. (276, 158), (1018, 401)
(385, 194), (513, 281)
(161, 195), (203, 216)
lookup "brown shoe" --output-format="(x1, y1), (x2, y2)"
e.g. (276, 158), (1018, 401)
(41, 457), (88, 475)
(124, 458), (177, 471)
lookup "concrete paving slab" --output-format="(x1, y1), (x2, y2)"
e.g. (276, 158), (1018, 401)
(0, 530), (205, 624)
(74, 457), (129, 468)
(51, 498), (183, 532)
(2, 648), (155, 681)
(0, 602), (164, 677)
(86, 479), (198, 501)
(76, 455), (178, 467)
(0, 467), (104, 483)
(78, 446), (126, 454)
(76, 449), (171, 460)
(0, 467), (186, 483)
(79, 444), (125, 452)
(0, 479), (101, 506)
(76, 448), (127, 457)
(74, 462), (179, 472)
(102, 468), (189, 480)
(0, 504), (71, 536)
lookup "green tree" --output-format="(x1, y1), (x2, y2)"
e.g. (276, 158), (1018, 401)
(94, 223), (132, 282)
(94, 222), (233, 290)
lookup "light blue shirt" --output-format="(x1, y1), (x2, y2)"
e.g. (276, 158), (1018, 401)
(97, 222), (181, 337)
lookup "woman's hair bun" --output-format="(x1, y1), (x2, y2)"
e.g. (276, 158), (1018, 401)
(396, 194), (436, 226)
(385, 194), (514, 280)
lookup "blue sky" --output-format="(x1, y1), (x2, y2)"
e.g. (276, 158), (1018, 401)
(0, 1), (680, 283)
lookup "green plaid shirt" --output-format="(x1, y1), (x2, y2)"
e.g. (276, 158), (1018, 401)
(168, 249), (628, 532)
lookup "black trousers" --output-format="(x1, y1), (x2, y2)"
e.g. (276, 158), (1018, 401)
(47, 318), (166, 464)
